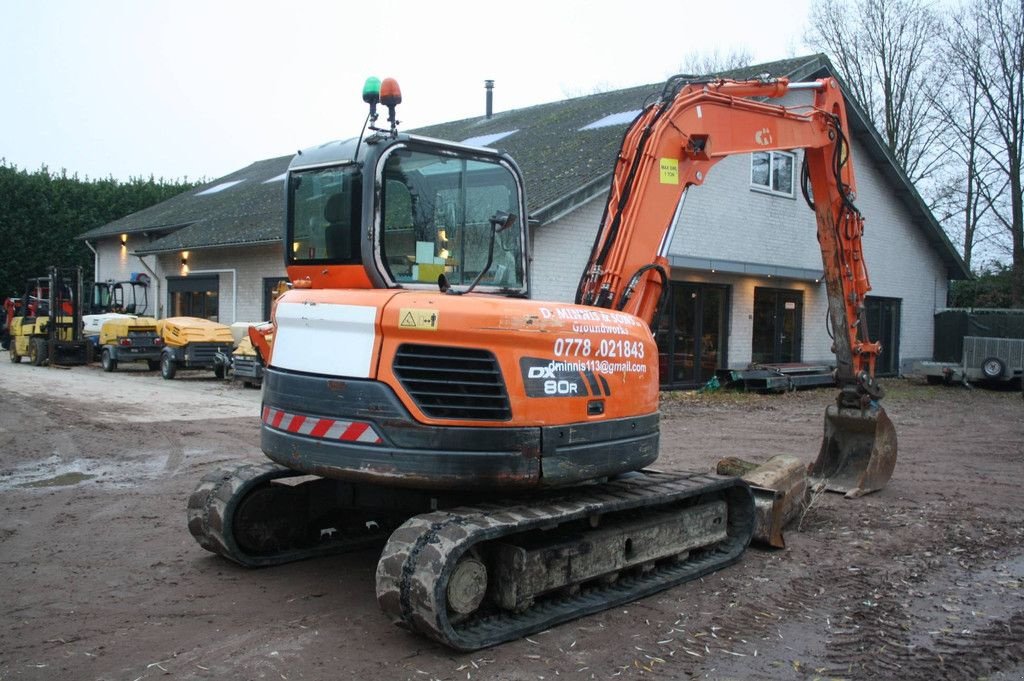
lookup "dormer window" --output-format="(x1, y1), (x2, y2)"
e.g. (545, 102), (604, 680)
(751, 151), (795, 197)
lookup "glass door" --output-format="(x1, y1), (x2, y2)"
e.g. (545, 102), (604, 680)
(656, 283), (729, 388)
(865, 296), (901, 376)
(752, 287), (803, 364)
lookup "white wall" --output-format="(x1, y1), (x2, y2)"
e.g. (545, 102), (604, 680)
(92, 235), (285, 324)
(531, 194), (608, 303)
(673, 152), (823, 271)
(846, 137), (949, 364)
(91, 235), (166, 317)
(156, 245), (286, 324)
(92, 235), (155, 286)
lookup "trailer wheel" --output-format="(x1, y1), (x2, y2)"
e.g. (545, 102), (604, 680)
(30, 338), (48, 366)
(161, 353), (177, 380)
(9, 345), (21, 363)
(981, 356), (1006, 380)
(101, 348), (117, 372)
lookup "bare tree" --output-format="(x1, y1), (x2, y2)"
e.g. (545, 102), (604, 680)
(806, 0), (945, 185)
(560, 81), (621, 99)
(930, 32), (1003, 270)
(674, 48), (754, 76)
(562, 49), (754, 99)
(947, 0), (1024, 305)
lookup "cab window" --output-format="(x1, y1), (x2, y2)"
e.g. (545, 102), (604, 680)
(379, 149), (524, 290)
(288, 165), (362, 264)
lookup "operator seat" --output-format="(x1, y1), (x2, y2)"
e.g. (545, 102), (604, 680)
(324, 193), (351, 260)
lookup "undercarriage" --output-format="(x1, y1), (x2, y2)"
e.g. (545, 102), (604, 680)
(188, 462), (753, 649)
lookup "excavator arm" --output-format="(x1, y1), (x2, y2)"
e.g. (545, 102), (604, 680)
(578, 76), (895, 494)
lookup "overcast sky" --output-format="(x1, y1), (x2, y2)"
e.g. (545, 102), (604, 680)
(1, 0), (812, 182)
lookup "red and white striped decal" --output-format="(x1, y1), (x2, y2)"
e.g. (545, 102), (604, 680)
(261, 406), (383, 445)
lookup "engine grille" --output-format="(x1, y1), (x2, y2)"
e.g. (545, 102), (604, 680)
(232, 356), (263, 380)
(393, 344), (512, 421)
(185, 342), (233, 364)
(126, 331), (161, 350)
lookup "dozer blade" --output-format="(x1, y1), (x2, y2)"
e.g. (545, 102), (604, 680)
(810, 404), (897, 498)
(717, 455), (808, 548)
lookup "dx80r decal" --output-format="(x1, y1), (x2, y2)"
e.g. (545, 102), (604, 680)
(519, 357), (612, 398)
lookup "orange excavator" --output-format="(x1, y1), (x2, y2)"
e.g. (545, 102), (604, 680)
(188, 74), (896, 650)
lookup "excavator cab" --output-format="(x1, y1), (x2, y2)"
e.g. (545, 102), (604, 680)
(284, 134), (529, 298)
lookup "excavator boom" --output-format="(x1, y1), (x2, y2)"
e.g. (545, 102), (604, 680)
(578, 75), (896, 496)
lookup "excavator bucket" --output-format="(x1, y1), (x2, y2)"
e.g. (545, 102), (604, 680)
(810, 404), (897, 497)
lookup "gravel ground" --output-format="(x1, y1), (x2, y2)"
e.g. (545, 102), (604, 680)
(0, 358), (1022, 680)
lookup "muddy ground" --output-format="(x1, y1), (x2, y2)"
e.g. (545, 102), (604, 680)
(0, 359), (1022, 681)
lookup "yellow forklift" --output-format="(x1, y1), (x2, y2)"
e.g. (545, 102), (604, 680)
(8, 267), (92, 366)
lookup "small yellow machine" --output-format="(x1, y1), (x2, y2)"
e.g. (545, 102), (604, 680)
(213, 331), (271, 388)
(97, 317), (163, 372)
(156, 317), (234, 379)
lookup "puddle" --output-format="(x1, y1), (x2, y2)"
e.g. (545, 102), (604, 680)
(0, 453), (173, 491)
(904, 550), (1024, 649)
(18, 471), (97, 488)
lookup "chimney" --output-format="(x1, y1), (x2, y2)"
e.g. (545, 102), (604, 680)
(485, 80), (494, 119)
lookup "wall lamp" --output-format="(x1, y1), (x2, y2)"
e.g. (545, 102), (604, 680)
(120, 234), (128, 247)
(181, 251), (190, 270)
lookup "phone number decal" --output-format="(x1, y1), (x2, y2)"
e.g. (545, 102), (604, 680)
(552, 337), (646, 359)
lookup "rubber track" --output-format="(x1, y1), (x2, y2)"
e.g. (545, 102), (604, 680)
(186, 461), (386, 568)
(376, 471), (754, 651)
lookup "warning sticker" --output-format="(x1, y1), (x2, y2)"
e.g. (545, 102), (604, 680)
(659, 158), (679, 184)
(399, 308), (439, 331)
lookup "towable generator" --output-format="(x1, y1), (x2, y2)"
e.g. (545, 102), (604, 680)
(213, 323), (273, 388)
(97, 317), (163, 371)
(189, 75), (897, 649)
(156, 317), (234, 379)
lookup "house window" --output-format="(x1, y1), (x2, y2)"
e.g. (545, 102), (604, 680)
(751, 151), (795, 197)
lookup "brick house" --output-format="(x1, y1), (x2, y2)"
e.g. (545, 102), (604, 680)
(78, 54), (969, 388)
